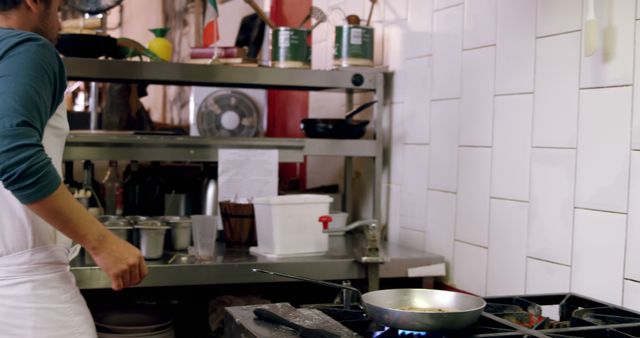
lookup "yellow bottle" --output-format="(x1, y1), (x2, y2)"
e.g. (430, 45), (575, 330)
(148, 27), (172, 61)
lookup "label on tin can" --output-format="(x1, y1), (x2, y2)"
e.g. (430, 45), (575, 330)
(272, 28), (309, 64)
(334, 25), (374, 62)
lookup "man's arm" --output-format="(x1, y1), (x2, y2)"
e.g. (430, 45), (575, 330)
(27, 183), (148, 290)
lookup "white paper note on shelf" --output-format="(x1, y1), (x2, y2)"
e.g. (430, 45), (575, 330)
(218, 148), (278, 205)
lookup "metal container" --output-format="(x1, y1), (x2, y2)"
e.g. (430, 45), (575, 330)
(84, 217), (133, 266)
(104, 219), (133, 242)
(135, 220), (169, 260)
(271, 27), (310, 69)
(333, 25), (374, 67)
(157, 216), (192, 251)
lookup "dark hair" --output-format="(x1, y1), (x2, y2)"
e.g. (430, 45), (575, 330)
(0, 0), (51, 11)
(0, 0), (22, 11)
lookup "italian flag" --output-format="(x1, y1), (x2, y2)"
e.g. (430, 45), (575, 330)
(203, 0), (220, 47)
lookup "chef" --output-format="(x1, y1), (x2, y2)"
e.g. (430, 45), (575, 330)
(0, 0), (147, 336)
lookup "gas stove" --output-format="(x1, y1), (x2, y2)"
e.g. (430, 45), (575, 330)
(223, 293), (640, 338)
(321, 293), (640, 338)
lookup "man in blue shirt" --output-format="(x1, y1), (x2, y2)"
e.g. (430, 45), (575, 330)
(0, 1), (147, 336)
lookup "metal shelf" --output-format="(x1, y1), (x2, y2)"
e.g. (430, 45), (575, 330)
(62, 57), (383, 91)
(63, 132), (377, 162)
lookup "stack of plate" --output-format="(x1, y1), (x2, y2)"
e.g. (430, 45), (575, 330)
(94, 309), (175, 338)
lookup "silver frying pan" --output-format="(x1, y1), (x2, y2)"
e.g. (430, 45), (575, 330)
(252, 269), (486, 332)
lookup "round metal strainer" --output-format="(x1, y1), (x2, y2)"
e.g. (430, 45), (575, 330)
(66, 0), (123, 14)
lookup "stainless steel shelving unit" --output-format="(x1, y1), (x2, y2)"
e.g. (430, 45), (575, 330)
(62, 57), (387, 222)
(63, 58), (407, 290)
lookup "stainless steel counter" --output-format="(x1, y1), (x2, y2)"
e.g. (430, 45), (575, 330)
(70, 235), (444, 289)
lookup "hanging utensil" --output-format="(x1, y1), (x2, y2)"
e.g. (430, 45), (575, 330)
(309, 8), (328, 31)
(243, 0), (276, 30)
(366, 0), (378, 26)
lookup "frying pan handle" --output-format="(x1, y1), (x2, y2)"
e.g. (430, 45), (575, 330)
(252, 268), (363, 297)
(345, 100), (378, 121)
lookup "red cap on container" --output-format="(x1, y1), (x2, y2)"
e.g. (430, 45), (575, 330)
(318, 215), (333, 230)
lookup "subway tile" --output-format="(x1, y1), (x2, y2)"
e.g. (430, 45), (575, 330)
(491, 94), (533, 201)
(526, 259), (571, 294)
(385, 23), (407, 101)
(453, 241), (488, 296)
(528, 148), (576, 266)
(533, 32), (581, 148)
(426, 191), (456, 265)
(575, 87), (632, 213)
(572, 209), (626, 306)
(460, 46), (495, 146)
(625, 152), (640, 281)
(404, 57), (431, 144)
(623, 280), (640, 312)
(399, 227), (426, 250)
(456, 147), (491, 246)
(536, 0), (582, 37)
(406, 0), (433, 58)
(463, 0), (497, 49)
(580, 0), (635, 88)
(311, 40), (329, 70)
(429, 99), (459, 192)
(390, 103), (405, 185)
(432, 5), (463, 99)
(495, 0), (536, 94)
(632, 23), (640, 150)
(388, 184), (402, 244)
(486, 199), (528, 297)
(434, 0), (463, 10)
(400, 145), (429, 232)
(384, 0), (408, 21)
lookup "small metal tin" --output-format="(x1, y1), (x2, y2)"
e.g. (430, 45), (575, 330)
(271, 27), (311, 69)
(333, 25), (374, 67)
(135, 221), (170, 260)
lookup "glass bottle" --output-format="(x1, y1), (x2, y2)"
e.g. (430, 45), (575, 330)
(82, 160), (103, 209)
(102, 160), (124, 216)
(123, 161), (143, 216)
(142, 162), (165, 216)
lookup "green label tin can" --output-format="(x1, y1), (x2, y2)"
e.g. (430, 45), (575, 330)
(271, 27), (311, 69)
(334, 25), (374, 67)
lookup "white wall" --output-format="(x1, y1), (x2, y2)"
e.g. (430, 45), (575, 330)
(312, 0), (640, 307)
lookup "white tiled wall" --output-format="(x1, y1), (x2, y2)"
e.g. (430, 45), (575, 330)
(312, 0), (640, 303)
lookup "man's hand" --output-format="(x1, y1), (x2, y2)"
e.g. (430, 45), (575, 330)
(87, 231), (148, 290)
(27, 183), (149, 290)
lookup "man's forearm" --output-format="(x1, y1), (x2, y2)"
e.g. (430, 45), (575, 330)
(25, 182), (109, 253)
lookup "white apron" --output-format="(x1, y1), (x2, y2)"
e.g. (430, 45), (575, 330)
(0, 104), (97, 337)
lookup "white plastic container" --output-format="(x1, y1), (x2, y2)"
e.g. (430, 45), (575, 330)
(252, 194), (333, 256)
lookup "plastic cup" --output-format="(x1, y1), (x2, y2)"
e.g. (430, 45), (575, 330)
(191, 215), (217, 260)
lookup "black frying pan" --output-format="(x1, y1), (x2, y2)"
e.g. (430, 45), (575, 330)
(301, 100), (377, 139)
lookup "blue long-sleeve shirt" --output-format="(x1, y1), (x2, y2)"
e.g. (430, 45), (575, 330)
(0, 29), (66, 204)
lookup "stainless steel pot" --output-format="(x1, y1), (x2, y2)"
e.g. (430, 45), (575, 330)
(253, 269), (486, 332)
